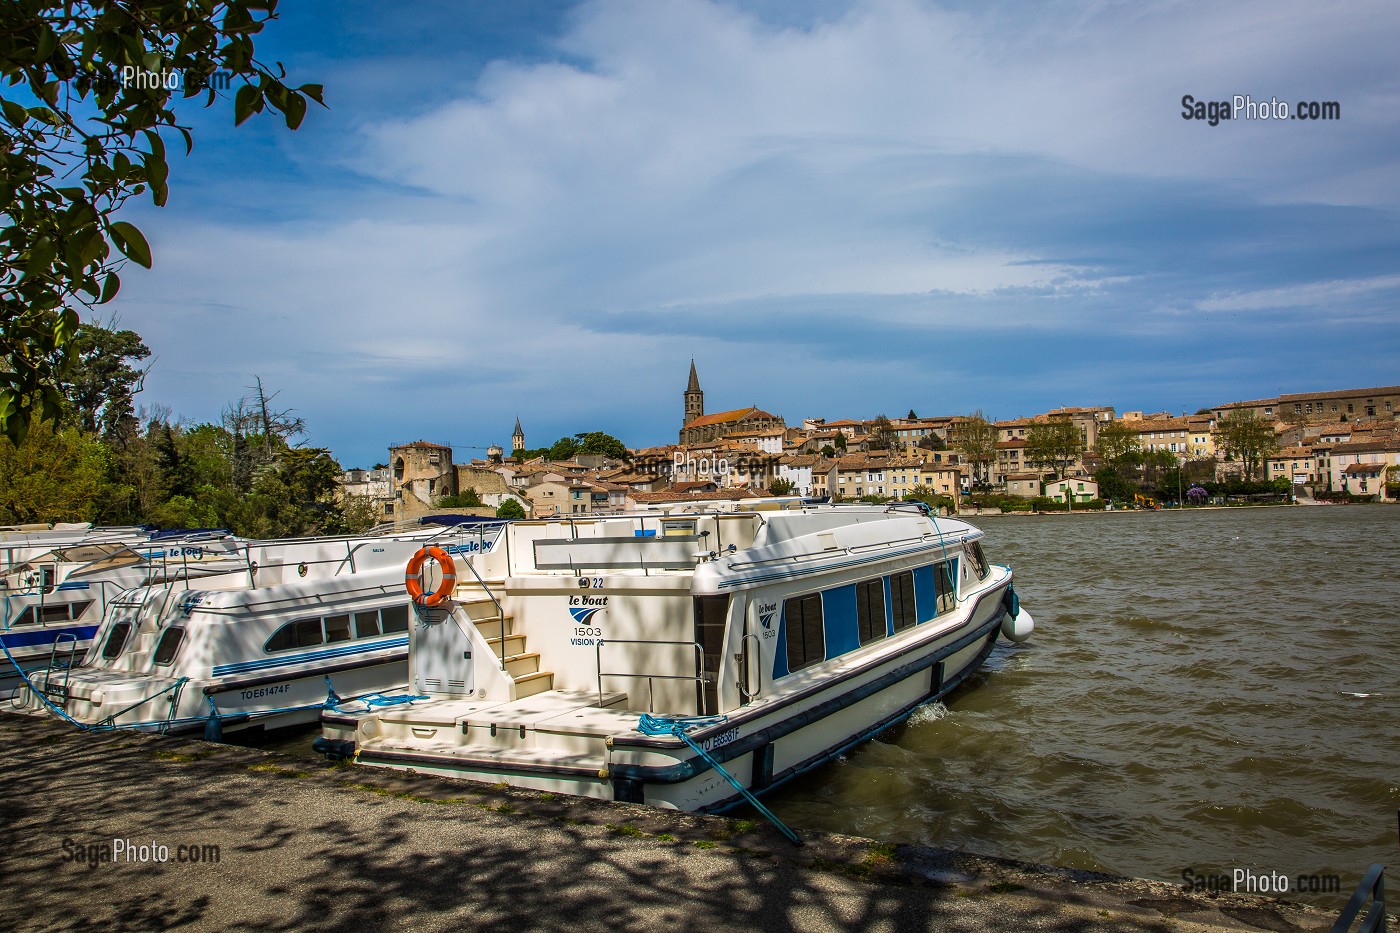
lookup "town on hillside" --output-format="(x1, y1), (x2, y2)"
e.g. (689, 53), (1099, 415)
(340, 364), (1400, 521)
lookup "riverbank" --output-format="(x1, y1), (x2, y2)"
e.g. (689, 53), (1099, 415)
(0, 712), (1354, 932)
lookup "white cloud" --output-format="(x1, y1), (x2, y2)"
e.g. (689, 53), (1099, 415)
(107, 0), (1400, 462)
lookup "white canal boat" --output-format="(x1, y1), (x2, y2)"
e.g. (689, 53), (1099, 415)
(12, 522), (507, 737)
(324, 502), (1033, 812)
(0, 532), (244, 698)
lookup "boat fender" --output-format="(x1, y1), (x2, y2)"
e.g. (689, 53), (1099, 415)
(405, 546), (457, 607)
(1001, 607), (1034, 643)
(203, 711), (223, 742)
(1003, 586), (1020, 619)
(312, 737), (356, 761)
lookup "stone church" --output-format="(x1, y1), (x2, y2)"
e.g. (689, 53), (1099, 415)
(678, 360), (785, 446)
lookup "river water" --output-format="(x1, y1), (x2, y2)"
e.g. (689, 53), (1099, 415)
(764, 505), (1399, 907)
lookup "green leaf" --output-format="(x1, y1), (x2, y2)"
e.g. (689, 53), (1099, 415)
(283, 91), (306, 130)
(1, 98), (28, 128)
(99, 271), (122, 304)
(36, 27), (57, 62)
(234, 83), (260, 126)
(298, 83), (325, 106)
(109, 221), (152, 268)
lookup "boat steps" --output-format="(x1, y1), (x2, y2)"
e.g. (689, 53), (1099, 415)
(474, 617), (513, 642)
(511, 669), (554, 698)
(458, 598), (505, 624)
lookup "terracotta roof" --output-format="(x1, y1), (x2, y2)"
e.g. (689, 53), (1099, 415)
(1344, 463), (1385, 475)
(1279, 386), (1400, 402)
(1331, 439), (1400, 454)
(682, 407), (780, 430)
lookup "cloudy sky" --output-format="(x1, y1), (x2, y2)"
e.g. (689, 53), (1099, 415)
(108, 0), (1400, 467)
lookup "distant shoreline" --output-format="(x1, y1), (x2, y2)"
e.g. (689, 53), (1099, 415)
(957, 501), (1388, 518)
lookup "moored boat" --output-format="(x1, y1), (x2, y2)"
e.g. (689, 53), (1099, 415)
(326, 501), (1032, 812)
(0, 531), (243, 698)
(11, 521), (507, 737)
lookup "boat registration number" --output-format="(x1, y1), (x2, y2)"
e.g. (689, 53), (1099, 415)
(701, 728), (739, 752)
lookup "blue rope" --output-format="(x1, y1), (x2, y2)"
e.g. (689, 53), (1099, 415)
(637, 713), (802, 846)
(323, 675), (427, 711)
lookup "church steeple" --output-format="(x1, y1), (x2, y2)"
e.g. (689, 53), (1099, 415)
(511, 417), (525, 453)
(683, 360), (704, 427)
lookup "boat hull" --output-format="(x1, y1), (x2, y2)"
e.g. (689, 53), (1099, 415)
(353, 579), (1011, 810)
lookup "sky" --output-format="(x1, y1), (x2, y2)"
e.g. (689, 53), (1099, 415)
(104, 0), (1400, 467)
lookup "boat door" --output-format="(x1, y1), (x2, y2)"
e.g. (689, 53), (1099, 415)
(692, 595), (729, 715)
(411, 609), (477, 697)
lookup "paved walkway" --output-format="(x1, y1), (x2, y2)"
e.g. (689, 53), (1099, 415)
(0, 714), (1346, 932)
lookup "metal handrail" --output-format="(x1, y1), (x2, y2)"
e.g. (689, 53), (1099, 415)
(594, 638), (706, 714)
(740, 632), (761, 703)
(455, 556), (507, 670)
(1332, 863), (1386, 933)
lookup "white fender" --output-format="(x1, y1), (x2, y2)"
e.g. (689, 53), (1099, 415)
(1001, 607), (1034, 642)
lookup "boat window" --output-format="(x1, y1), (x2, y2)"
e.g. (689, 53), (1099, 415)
(381, 605), (410, 634)
(101, 622), (132, 660)
(856, 579), (887, 645)
(784, 593), (825, 672)
(8, 606), (35, 626)
(324, 614), (352, 644)
(152, 627), (185, 665)
(354, 610), (381, 639)
(967, 541), (989, 580)
(265, 618), (324, 653)
(890, 571), (916, 632)
(68, 600), (93, 621)
(39, 603), (72, 624)
(934, 563), (956, 615)
(662, 519), (697, 537)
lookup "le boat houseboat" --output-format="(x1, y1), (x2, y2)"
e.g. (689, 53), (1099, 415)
(12, 522), (506, 737)
(0, 532), (245, 698)
(328, 502), (1033, 812)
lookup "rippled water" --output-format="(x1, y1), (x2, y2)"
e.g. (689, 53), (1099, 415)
(765, 505), (1400, 907)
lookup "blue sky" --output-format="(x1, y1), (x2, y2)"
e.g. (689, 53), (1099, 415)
(106, 0), (1400, 467)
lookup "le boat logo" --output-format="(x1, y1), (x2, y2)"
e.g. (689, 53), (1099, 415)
(755, 601), (777, 630)
(568, 594), (608, 625)
(568, 595), (607, 644)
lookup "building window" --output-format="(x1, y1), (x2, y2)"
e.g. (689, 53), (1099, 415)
(783, 593), (825, 672)
(856, 579), (887, 645)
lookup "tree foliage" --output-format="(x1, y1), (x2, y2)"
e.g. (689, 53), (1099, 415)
(0, 0), (323, 443)
(949, 411), (996, 484)
(1214, 409), (1279, 480)
(495, 498), (525, 519)
(1024, 418), (1084, 478)
(866, 414), (897, 451)
(768, 477), (795, 496)
(1093, 421), (1141, 465)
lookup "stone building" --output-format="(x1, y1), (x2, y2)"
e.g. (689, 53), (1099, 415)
(677, 361), (785, 446)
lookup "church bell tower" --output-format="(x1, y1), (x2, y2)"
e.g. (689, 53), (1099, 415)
(683, 360), (704, 427)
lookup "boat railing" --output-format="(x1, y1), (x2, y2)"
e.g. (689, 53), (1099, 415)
(1331, 863), (1386, 933)
(594, 638), (706, 715)
(455, 556), (507, 670)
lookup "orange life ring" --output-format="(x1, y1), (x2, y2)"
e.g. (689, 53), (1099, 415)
(405, 546), (456, 607)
